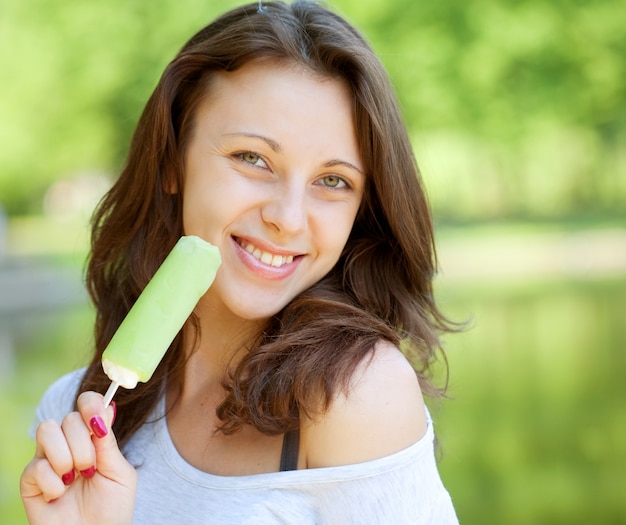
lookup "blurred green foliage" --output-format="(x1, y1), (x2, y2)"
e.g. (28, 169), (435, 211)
(1, 0), (625, 218)
(2, 2), (625, 523)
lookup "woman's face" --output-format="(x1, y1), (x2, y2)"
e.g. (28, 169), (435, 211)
(181, 60), (364, 321)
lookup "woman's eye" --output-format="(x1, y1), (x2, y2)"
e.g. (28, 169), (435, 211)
(238, 152), (267, 168)
(320, 175), (348, 189)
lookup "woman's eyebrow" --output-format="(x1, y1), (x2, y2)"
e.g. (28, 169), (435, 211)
(224, 132), (281, 152)
(323, 159), (364, 176)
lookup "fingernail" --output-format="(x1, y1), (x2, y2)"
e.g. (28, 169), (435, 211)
(62, 470), (75, 486)
(90, 416), (108, 438)
(80, 466), (96, 479)
(111, 400), (117, 426)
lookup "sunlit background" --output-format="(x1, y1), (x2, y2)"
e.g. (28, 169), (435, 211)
(1, 0), (625, 523)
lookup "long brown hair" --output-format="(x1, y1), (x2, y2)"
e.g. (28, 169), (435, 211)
(78, 0), (455, 445)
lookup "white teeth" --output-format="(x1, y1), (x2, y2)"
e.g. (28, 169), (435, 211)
(241, 241), (294, 267)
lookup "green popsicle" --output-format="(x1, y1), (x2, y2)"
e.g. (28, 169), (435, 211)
(101, 236), (221, 406)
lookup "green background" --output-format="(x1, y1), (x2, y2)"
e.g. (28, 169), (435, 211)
(1, 0), (625, 523)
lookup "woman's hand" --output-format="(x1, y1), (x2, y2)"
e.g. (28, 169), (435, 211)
(20, 391), (137, 525)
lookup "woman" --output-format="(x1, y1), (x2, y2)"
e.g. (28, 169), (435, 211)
(20, 1), (459, 523)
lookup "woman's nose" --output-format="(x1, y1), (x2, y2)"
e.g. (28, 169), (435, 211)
(260, 182), (308, 236)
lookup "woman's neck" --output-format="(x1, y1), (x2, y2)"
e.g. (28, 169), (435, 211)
(175, 299), (267, 403)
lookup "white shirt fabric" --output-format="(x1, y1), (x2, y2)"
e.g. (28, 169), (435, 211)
(33, 369), (459, 524)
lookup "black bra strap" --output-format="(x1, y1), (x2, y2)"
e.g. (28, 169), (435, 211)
(279, 428), (300, 471)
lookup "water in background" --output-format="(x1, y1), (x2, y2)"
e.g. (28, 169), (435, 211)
(436, 276), (626, 524)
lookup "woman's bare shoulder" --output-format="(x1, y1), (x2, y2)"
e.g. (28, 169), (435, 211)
(301, 341), (427, 469)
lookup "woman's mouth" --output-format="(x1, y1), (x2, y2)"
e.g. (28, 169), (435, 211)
(236, 239), (296, 268)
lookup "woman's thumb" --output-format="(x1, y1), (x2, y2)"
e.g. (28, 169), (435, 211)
(77, 392), (134, 483)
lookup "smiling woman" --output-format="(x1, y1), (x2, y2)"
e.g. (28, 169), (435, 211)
(20, 2), (459, 524)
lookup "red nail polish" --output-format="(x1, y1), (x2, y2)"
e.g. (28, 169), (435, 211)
(111, 401), (117, 426)
(62, 470), (75, 486)
(90, 416), (108, 438)
(80, 466), (96, 479)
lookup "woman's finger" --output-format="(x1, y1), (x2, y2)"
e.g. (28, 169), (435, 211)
(61, 411), (97, 475)
(20, 457), (65, 502)
(34, 420), (73, 479)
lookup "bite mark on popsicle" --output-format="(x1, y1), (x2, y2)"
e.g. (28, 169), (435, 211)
(101, 236), (221, 407)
